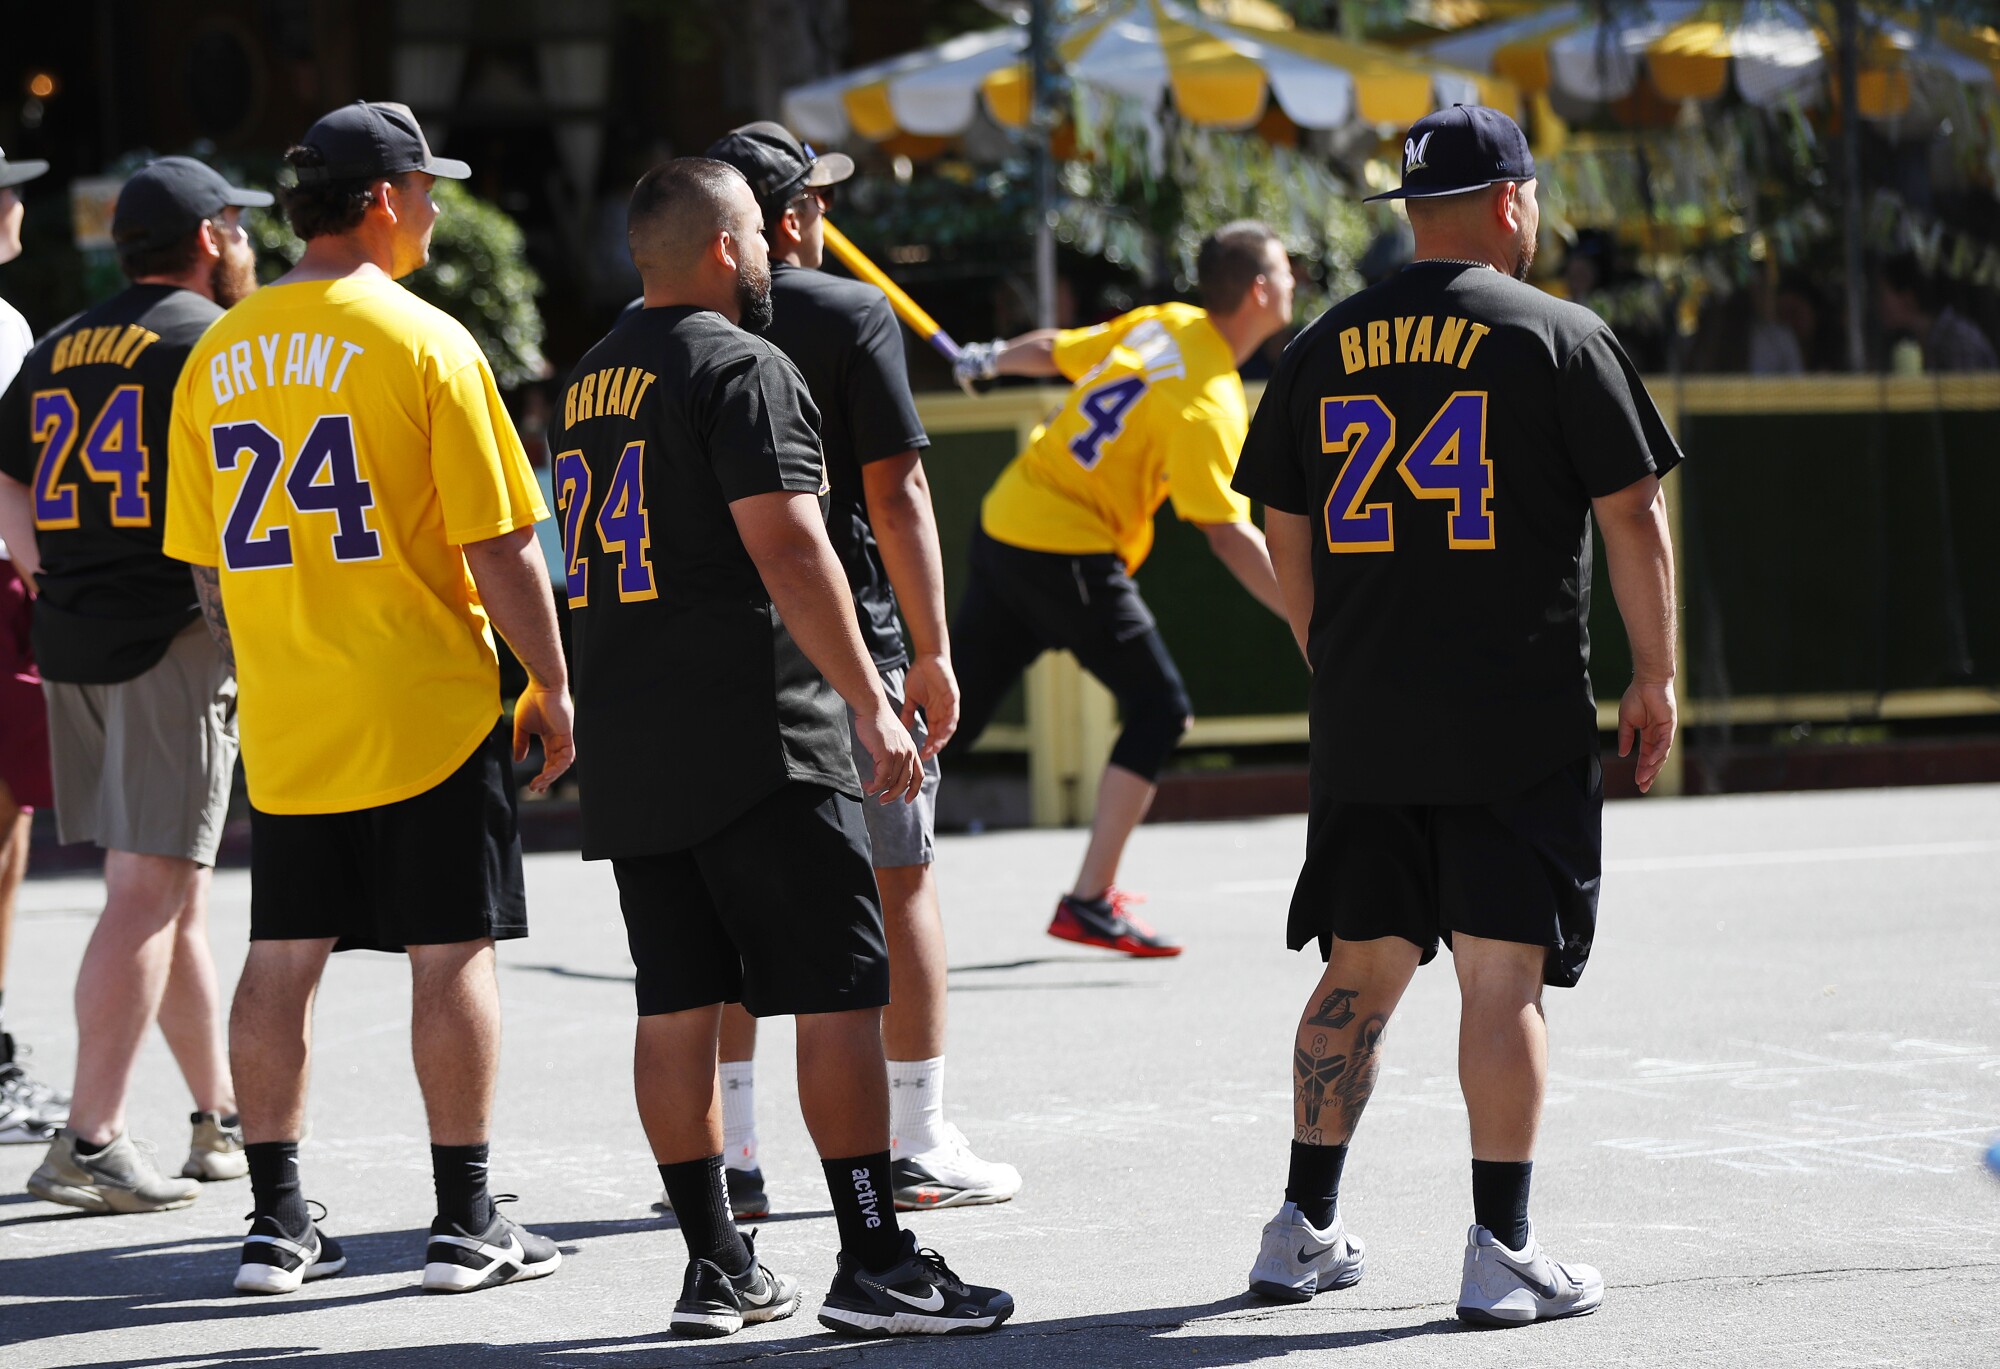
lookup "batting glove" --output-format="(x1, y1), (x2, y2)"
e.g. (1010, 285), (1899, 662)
(954, 340), (1003, 395)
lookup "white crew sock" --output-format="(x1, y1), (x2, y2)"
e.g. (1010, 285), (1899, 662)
(888, 1056), (947, 1160)
(720, 1061), (757, 1171)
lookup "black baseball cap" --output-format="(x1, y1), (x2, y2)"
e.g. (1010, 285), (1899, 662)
(113, 157), (273, 253)
(293, 100), (470, 184)
(1363, 104), (1535, 203)
(704, 121), (853, 220)
(0, 146), (49, 190)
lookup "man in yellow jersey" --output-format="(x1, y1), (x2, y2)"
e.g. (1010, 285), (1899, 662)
(163, 102), (573, 1297)
(946, 221), (1293, 954)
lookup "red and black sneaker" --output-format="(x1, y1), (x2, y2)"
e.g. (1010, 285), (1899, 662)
(1046, 888), (1182, 957)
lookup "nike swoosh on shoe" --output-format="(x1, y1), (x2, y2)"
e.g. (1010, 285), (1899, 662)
(1495, 1259), (1563, 1300)
(884, 1285), (947, 1312)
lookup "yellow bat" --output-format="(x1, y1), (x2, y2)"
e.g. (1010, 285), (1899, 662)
(821, 219), (962, 364)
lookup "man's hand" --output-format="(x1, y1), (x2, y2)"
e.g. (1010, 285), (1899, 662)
(952, 339), (1002, 395)
(1617, 679), (1677, 794)
(513, 679), (576, 795)
(901, 652), (959, 758)
(854, 703), (924, 804)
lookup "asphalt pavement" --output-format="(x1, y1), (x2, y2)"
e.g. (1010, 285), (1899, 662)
(3, 783), (1998, 1367)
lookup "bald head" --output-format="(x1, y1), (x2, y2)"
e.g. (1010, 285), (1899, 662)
(628, 156), (772, 326)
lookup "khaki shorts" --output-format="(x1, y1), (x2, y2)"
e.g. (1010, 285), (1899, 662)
(45, 622), (238, 866)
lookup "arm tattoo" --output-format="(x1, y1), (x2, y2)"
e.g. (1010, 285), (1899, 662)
(1306, 987), (1358, 1029)
(1330, 1014), (1388, 1135)
(190, 566), (236, 673)
(1293, 1031), (1348, 1144)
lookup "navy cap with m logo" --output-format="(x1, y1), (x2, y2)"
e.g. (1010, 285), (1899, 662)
(1365, 105), (1535, 203)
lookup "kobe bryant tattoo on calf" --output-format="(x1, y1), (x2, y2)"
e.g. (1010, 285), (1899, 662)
(1306, 987), (1359, 1030)
(1294, 1032), (1348, 1143)
(1332, 1015), (1388, 1134)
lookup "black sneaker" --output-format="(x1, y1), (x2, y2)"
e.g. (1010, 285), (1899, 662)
(1047, 889), (1182, 957)
(669, 1231), (800, 1337)
(421, 1194), (562, 1292)
(818, 1230), (1014, 1337)
(661, 1164), (770, 1221)
(235, 1202), (348, 1295)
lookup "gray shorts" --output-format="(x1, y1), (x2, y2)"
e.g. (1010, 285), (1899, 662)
(44, 622), (238, 866)
(848, 665), (939, 869)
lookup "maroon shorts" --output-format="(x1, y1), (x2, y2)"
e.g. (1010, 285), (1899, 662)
(0, 561), (52, 811)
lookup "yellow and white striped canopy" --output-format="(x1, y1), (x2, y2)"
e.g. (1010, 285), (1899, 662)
(1421, 2), (1999, 119)
(783, 0), (1517, 146)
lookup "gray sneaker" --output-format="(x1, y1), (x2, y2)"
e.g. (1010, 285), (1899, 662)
(1456, 1223), (1603, 1327)
(183, 1112), (248, 1181)
(0, 1031), (70, 1131)
(1248, 1201), (1366, 1302)
(27, 1130), (202, 1214)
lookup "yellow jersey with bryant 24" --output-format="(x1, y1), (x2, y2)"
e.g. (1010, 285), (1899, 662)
(163, 275), (548, 815)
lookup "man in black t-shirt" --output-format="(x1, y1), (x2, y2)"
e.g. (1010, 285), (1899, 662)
(558, 157), (1012, 1339)
(701, 121), (1018, 1217)
(0, 158), (269, 1213)
(1229, 107), (1679, 1327)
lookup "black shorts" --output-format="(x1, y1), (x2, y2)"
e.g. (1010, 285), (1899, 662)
(613, 782), (890, 1018)
(949, 527), (1192, 781)
(1288, 755), (1602, 988)
(249, 720), (527, 954)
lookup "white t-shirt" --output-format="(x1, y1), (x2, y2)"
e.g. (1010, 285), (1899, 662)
(0, 293), (27, 560)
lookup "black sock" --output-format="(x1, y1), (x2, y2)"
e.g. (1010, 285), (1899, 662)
(431, 1142), (495, 1232)
(73, 1134), (108, 1157)
(246, 1141), (310, 1235)
(659, 1155), (751, 1274)
(1284, 1140), (1348, 1230)
(1471, 1159), (1533, 1250)
(821, 1152), (904, 1273)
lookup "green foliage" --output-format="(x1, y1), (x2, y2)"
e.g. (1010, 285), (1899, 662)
(246, 180), (549, 389)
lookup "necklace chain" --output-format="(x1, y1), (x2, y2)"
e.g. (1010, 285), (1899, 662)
(1418, 257), (1494, 270)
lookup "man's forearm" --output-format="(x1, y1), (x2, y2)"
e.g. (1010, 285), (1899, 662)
(862, 454), (950, 661)
(0, 473), (41, 586)
(464, 527), (569, 689)
(1262, 510), (1315, 661)
(1597, 486), (1677, 683)
(1201, 519), (1287, 617)
(995, 330), (1062, 377)
(189, 565), (235, 673)
(759, 533), (893, 715)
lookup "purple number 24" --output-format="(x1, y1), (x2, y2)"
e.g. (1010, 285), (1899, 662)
(1321, 391), (1493, 552)
(211, 415), (381, 571)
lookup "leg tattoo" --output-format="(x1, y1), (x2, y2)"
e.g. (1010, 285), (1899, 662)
(1305, 987), (1358, 1030)
(1331, 1014), (1387, 1135)
(1293, 1032), (1348, 1143)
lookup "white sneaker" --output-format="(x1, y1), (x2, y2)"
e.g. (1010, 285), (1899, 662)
(890, 1123), (1022, 1210)
(1248, 1200), (1365, 1302)
(183, 1111), (248, 1181)
(1456, 1223), (1603, 1326)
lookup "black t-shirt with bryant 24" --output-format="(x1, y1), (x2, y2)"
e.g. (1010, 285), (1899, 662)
(1232, 261), (1683, 806)
(0, 284), (219, 683)
(555, 304), (860, 860)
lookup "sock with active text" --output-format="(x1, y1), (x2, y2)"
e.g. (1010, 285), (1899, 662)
(659, 1155), (752, 1274)
(246, 1141), (310, 1236)
(432, 1142), (496, 1232)
(720, 1061), (758, 1170)
(821, 1152), (904, 1272)
(1471, 1159), (1532, 1250)
(888, 1057), (946, 1159)
(1285, 1140), (1347, 1230)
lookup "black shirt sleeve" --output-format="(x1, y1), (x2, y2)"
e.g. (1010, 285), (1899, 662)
(1558, 327), (1684, 497)
(846, 294), (929, 465)
(701, 343), (829, 503)
(1231, 333), (1308, 513)
(0, 367), (31, 485)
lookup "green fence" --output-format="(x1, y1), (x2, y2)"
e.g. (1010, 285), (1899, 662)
(917, 375), (2000, 822)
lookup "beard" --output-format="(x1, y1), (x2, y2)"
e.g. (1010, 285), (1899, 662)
(736, 256), (774, 333)
(212, 242), (258, 307)
(1510, 224), (1537, 282)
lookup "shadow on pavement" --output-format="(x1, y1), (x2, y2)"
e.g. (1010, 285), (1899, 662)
(8, 1292), (1471, 1367)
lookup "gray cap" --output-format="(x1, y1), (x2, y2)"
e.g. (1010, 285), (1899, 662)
(0, 146), (50, 191)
